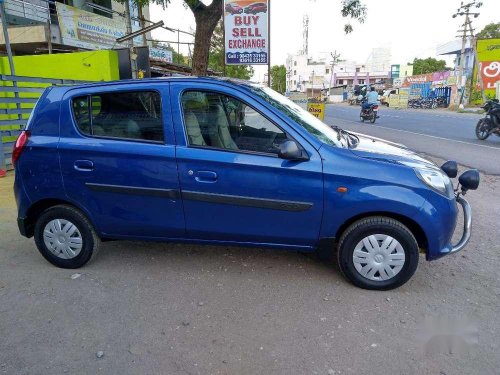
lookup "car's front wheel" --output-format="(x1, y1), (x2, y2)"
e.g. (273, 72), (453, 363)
(34, 205), (100, 269)
(337, 217), (419, 290)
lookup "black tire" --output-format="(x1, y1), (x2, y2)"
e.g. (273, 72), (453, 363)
(337, 217), (419, 290)
(370, 114), (376, 123)
(360, 114), (364, 122)
(475, 119), (490, 140)
(34, 205), (100, 269)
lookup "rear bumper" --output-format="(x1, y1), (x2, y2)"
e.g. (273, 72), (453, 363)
(17, 217), (32, 238)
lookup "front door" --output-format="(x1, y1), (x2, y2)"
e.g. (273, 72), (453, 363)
(171, 82), (323, 247)
(58, 84), (185, 239)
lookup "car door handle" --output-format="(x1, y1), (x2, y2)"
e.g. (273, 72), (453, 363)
(195, 170), (217, 183)
(74, 160), (94, 172)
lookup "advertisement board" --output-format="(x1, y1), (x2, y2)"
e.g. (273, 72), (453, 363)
(474, 39), (500, 99)
(57, 4), (146, 50)
(56, 3), (126, 50)
(287, 92), (308, 107)
(149, 48), (173, 63)
(224, 0), (269, 65)
(307, 101), (325, 121)
(402, 74), (432, 87)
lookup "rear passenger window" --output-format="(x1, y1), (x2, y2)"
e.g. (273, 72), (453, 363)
(72, 91), (163, 142)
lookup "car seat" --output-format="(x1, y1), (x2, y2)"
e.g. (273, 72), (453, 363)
(184, 111), (206, 146)
(207, 103), (238, 150)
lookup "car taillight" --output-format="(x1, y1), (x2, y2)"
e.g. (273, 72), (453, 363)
(12, 130), (30, 167)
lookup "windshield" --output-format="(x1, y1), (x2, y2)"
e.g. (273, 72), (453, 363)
(250, 86), (345, 148)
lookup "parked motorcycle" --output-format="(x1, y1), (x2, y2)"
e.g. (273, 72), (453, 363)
(475, 99), (500, 140)
(360, 99), (379, 124)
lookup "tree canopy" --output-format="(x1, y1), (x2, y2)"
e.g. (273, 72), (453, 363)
(412, 57), (448, 75)
(208, 22), (254, 79)
(270, 65), (286, 94)
(476, 23), (500, 39)
(341, 0), (367, 34)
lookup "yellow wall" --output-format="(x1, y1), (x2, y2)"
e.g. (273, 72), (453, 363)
(1, 51), (119, 143)
(0, 50), (119, 81)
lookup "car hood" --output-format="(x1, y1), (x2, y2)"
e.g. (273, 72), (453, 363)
(348, 132), (435, 167)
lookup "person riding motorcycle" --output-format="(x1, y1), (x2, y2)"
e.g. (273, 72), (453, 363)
(476, 99), (500, 140)
(362, 86), (379, 109)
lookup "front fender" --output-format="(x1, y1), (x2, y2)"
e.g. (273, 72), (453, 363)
(319, 147), (428, 242)
(320, 183), (426, 240)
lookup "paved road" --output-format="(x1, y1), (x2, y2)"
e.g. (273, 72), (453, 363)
(325, 104), (500, 175)
(1, 105), (500, 374)
(1, 165), (500, 374)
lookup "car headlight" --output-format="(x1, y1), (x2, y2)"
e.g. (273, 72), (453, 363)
(415, 168), (452, 196)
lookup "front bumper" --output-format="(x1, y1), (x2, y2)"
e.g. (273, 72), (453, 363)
(447, 196), (472, 254)
(432, 196), (472, 259)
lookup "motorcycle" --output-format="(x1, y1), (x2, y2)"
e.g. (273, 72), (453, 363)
(360, 98), (379, 124)
(475, 99), (500, 140)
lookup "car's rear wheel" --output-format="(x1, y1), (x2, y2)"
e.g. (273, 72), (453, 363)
(337, 217), (419, 290)
(34, 205), (99, 269)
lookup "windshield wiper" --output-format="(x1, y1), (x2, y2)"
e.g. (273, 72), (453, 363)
(331, 125), (359, 148)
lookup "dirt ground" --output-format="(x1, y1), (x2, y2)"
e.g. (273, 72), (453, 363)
(1, 162), (499, 375)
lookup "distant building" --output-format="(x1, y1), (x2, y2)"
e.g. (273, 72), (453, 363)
(286, 49), (391, 94)
(437, 39), (474, 77)
(390, 63), (413, 79)
(365, 47), (391, 73)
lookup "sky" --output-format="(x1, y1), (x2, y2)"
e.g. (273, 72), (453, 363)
(150, 0), (500, 81)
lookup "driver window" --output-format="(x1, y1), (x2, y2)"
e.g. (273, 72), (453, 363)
(181, 91), (290, 155)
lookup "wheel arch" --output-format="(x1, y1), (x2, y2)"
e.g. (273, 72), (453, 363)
(23, 198), (97, 238)
(335, 211), (428, 253)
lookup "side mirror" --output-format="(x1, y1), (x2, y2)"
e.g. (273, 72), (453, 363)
(441, 160), (458, 178)
(278, 140), (308, 161)
(458, 169), (480, 192)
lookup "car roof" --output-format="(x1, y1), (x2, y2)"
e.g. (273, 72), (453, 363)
(55, 76), (262, 95)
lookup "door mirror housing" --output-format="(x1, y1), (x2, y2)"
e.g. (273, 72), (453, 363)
(278, 140), (308, 161)
(441, 160), (458, 178)
(458, 169), (480, 192)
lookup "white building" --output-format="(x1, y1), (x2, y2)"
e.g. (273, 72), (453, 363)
(365, 47), (391, 74)
(286, 48), (391, 94)
(437, 40), (475, 77)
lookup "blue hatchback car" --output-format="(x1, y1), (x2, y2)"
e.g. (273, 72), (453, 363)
(13, 77), (479, 290)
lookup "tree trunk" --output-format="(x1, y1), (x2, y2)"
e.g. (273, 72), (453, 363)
(189, 0), (223, 76)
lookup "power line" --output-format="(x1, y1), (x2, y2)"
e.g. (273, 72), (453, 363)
(452, 0), (483, 106)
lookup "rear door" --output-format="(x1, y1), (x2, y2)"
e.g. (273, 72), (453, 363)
(170, 82), (324, 248)
(58, 83), (185, 239)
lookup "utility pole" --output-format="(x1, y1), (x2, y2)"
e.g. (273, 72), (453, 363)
(329, 50), (342, 91)
(0, 1), (21, 122)
(123, 0), (137, 78)
(302, 15), (309, 56)
(137, 5), (147, 46)
(310, 70), (315, 99)
(452, 1), (482, 106)
(286, 68), (292, 93)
